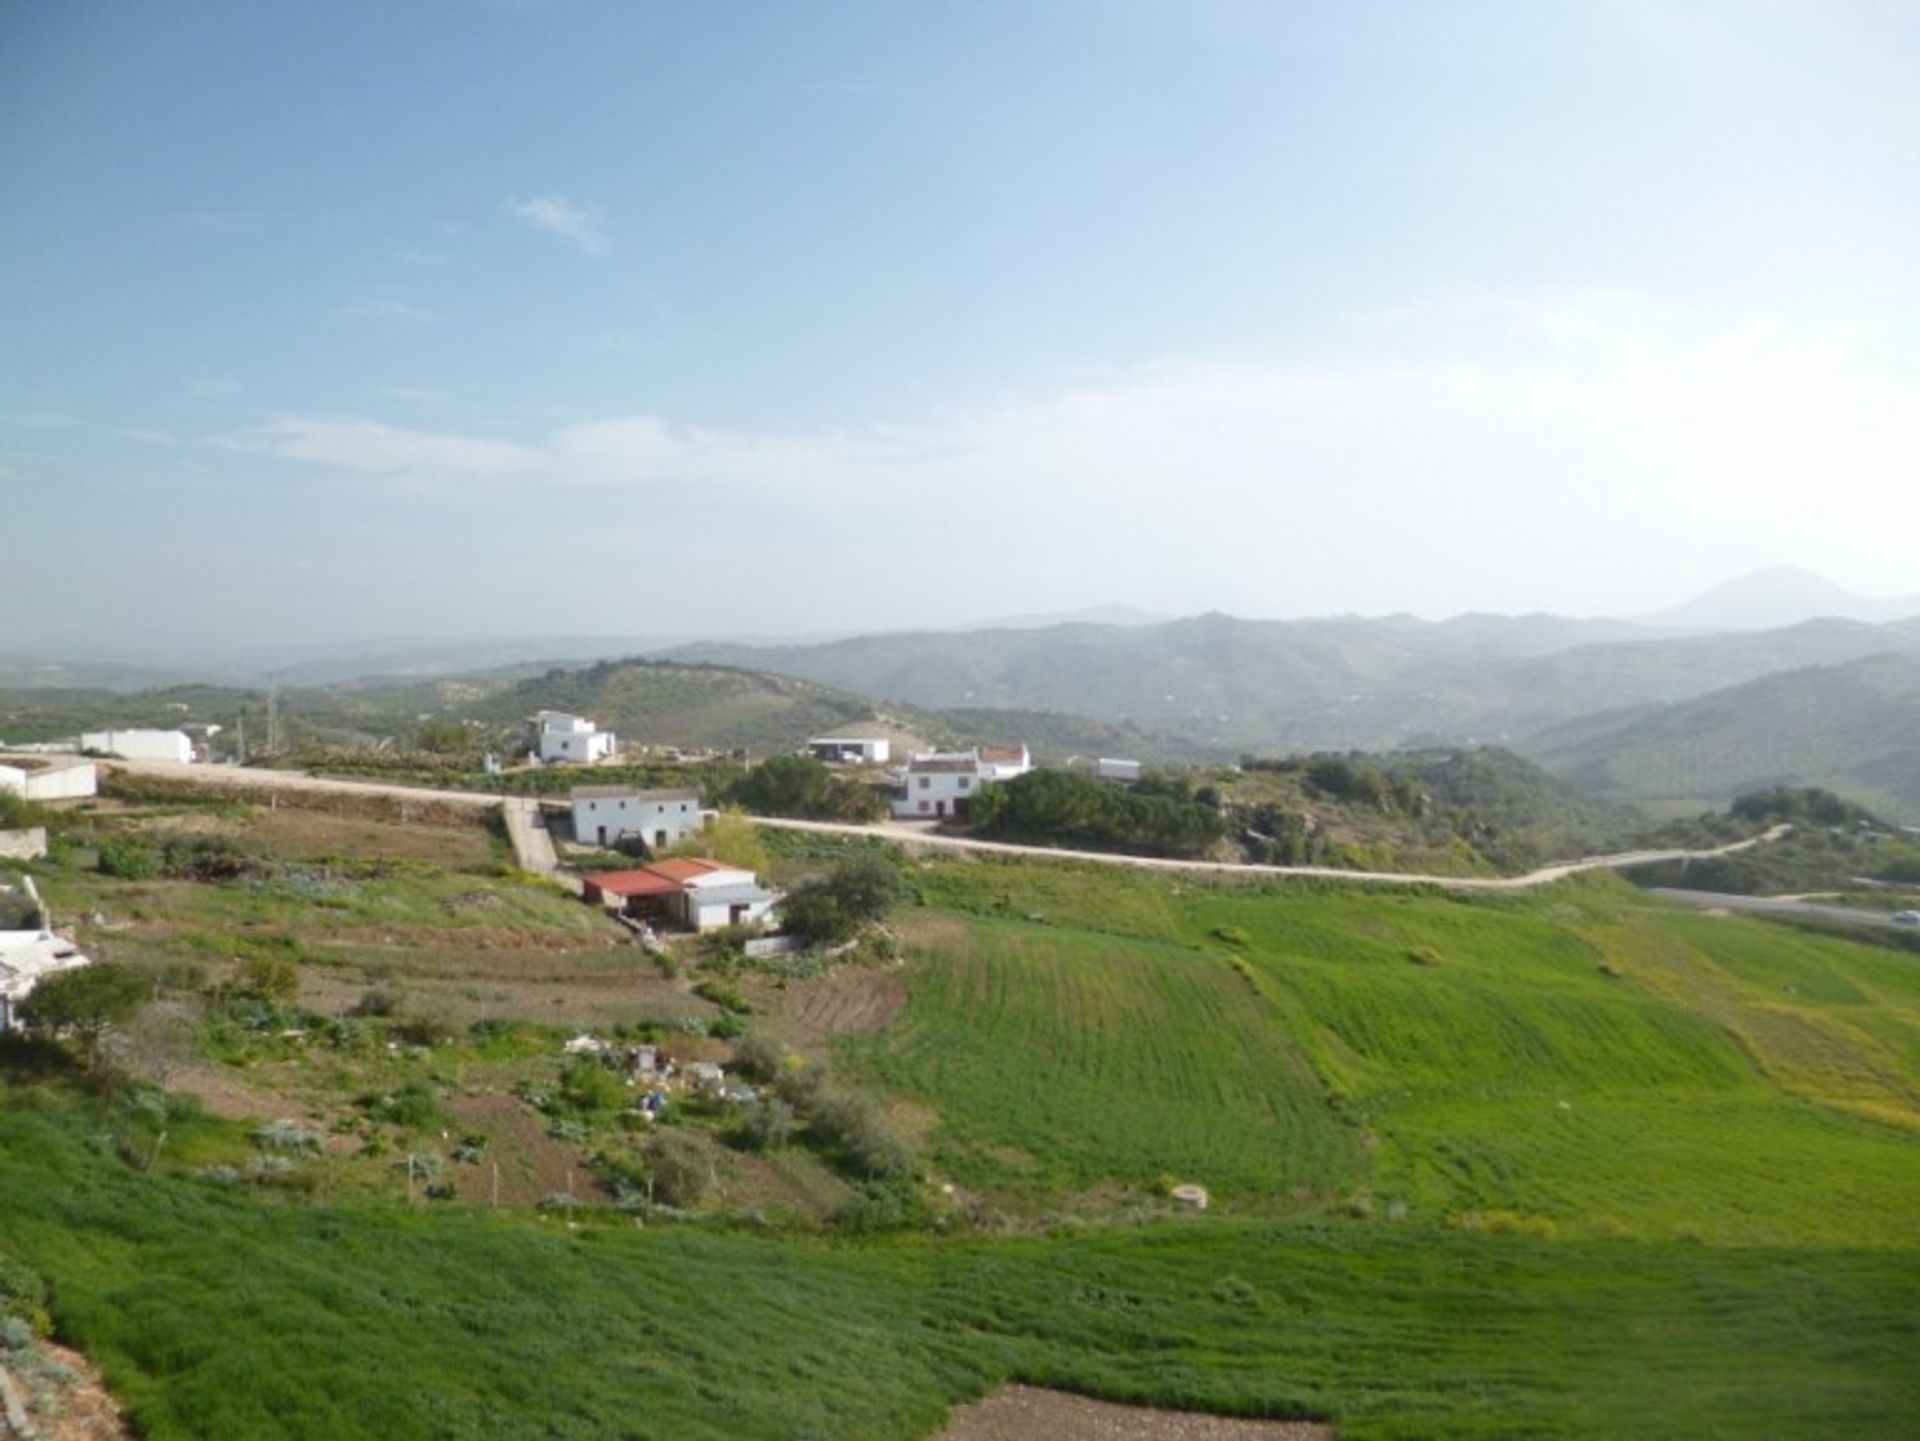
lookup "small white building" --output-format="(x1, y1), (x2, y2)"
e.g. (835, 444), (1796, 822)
(808, 736), (892, 765)
(0, 875), (90, 1030)
(0, 758), (98, 802)
(582, 857), (779, 932)
(535, 711), (617, 765)
(891, 744), (1031, 821)
(1096, 758), (1143, 784)
(571, 787), (706, 851)
(80, 729), (192, 764)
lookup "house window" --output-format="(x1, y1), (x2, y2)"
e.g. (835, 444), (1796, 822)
(958, 777), (971, 790)
(918, 777), (930, 789)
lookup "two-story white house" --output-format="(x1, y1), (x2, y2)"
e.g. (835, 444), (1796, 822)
(535, 711), (616, 764)
(571, 786), (706, 851)
(891, 744), (1031, 821)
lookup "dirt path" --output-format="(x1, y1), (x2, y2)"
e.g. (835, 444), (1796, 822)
(99, 760), (1789, 894)
(933, 1387), (1331, 1441)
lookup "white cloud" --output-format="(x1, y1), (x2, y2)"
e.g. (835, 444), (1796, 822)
(508, 194), (608, 253)
(215, 293), (1920, 617)
(231, 416), (539, 477)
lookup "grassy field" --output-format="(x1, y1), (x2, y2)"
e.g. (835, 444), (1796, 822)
(858, 858), (1920, 1245)
(5, 811), (1920, 1437)
(0, 1100), (1916, 1441)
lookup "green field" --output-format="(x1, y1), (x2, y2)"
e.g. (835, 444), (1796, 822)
(858, 860), (1920, 1245)
(5, 834), (1920, 1437)
(1, 1102), (1916, 1441)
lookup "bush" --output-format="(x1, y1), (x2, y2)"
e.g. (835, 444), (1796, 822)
(558, 1059), (628, 1117)
(730, 1032), (789, 1082)
(740, 1097), (797, 1152)
(647, 1128), (719, 1207)
(809, 1087), (914, 1180)
(233, 954), (300, 1006)
(97, 835), (162, 880)
(351, 986), (402, 1017)
(783, 854), (905, 947)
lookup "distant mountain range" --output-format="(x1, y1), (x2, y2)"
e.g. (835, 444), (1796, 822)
(664, 612), (1920, 755)
(1642, 565), (1920, 632)
(1523, 652), (1920, 820)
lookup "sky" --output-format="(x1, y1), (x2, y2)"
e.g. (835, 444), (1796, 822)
(4, 0), (1920, 658)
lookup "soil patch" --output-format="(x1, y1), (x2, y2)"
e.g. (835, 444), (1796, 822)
(932, 1387), (1332, 1441)
(12, 1340), (133, 1441)
(441, 1090), (600, 1208)
(238, 805), (501, 867)
(758, 964), (908, 1049)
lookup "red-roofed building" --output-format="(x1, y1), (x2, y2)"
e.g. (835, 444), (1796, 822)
(580, 858), (778, 931)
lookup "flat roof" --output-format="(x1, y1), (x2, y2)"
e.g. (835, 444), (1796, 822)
(582, 868), (683, 898)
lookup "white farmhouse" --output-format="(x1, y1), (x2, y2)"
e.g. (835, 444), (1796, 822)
(571, 786), (706, 851)
(1096, 758), (1143, 783)
(80, 729), (192, 764)
(808, 736), (892, 765)
(535, 711), (617, 765)
(891, 744), (1031, 821)
(0, 758), (98, 802)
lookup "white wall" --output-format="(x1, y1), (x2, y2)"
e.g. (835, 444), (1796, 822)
(892, 764), (983, 818)
(571, 793), (703, 848)
(540, 727), (615, 763)
(80, 730), (192, 763)
(22, 762), (97, 801)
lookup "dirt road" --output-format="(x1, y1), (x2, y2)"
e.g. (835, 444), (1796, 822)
(92, 759), (1790, 895)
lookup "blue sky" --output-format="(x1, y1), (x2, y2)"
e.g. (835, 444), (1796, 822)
(5, 1), (1919, 656)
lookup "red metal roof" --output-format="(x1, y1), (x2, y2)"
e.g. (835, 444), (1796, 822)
(581, 868), (683, 898)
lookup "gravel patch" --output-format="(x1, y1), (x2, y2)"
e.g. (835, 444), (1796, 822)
(932, 1386), (1333, 1441)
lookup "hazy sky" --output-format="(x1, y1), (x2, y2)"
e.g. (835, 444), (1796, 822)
(5, 1), (1919, 655)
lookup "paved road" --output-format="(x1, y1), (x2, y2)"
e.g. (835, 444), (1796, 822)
(1651, 888), (1920, 932)
(91, 759), (1791, 894)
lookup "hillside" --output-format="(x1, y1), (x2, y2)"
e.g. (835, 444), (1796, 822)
(3, 793), (1919, 1439)
(670, 612), (1920, 752)
(1525, 651), (1920, 821)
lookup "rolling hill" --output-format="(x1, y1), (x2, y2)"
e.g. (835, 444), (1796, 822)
(669, 612), (1920, 752)
(1524, 651), (1920, 821)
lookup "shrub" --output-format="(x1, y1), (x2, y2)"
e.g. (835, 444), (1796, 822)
(233, 954), (300, 1006)
(558, 1059), (628, 1117)
(740, 1097), (797, 1152)
(351, 986), (402, 1018)
(97, 836), (162, 880)
(647, 1128), (719, 1208)
(810, 1087), (914, 1180)
(730, 1032), (789, 1083)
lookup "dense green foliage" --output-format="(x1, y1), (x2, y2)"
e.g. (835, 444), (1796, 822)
(970, 769), (1226, 856)
(782, 853), (903, 945)
(727, 755), (884, 821)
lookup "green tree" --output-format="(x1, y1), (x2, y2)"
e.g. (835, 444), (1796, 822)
(18, 963), (149, 1077)
(646, 1128), (719, 1207)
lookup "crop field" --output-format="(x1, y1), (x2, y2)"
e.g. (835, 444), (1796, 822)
(852, 916), (1362, 1204)
(1, 1102), (1917, 1441)
(860, 858), (1920, 1244)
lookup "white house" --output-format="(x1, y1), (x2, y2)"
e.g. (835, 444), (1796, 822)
(571, 787), (706, 850)
(80, 729), (192, 764)
(808, 736), (891, 765)
(0, 758), (98, 802)
(535, 711), (617, 764)
(0, 875), (89, 1030)
(1096, 758), (1143, 783)
(891, 744), (1032, 821)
